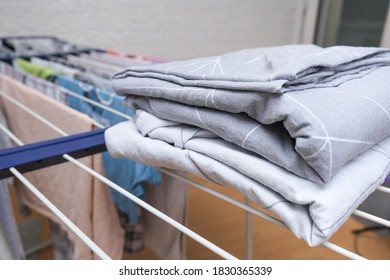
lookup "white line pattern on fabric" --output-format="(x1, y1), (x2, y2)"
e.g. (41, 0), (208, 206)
(349, 95), (390, 121)
(210, 90), (218, 109)
(195, 107), (211, 131)
(205, 90), (213, 107)
(310, 136), (375, 145)
(303, 138), (329, 160)
(302, 48), (338, 59)
(285, 94), (333, 179)
(244, 55), (264, 65)
(211, 57), (225, 75)
(205, 90), (217, 108)
(242, 124), (262, 148)
(187, 60), (216, 74)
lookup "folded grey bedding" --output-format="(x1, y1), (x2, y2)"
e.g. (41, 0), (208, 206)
(106, 44), (390, 246)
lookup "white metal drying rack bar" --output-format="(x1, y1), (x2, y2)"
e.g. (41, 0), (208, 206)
(10, 167), (112, 260)
(6, 88), (385, 260)
(0, 121), (111, 260)
(62, 90), (390, 226)
(60, 90), (373, 260)
(1, 88), (389, 260)
(49, 88), (257, 259)
(61, 89), (390, 260)
(0, 90), (237, 260)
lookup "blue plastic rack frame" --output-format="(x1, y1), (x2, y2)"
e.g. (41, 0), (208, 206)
(0, 129), (107, 179)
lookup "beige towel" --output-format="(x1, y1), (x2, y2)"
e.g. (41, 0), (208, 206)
(0, 74), (124, 259)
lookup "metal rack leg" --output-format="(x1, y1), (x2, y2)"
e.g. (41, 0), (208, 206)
(245, 197), (253, 260)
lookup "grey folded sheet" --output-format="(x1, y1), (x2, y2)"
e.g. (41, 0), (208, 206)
(105, 112), (390, 246)
(113, 45), (390, 183)
(107, 44), (390, 245)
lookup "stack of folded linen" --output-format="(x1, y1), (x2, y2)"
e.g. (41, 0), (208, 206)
(105, 44), (390, 246)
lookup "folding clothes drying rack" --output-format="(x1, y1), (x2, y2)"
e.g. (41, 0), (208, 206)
(0, 35), (101, 63)
(1, 37), (390, 260)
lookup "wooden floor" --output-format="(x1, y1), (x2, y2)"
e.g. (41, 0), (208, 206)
(124, 176), (390, 260)
(10, 176), (390, 260)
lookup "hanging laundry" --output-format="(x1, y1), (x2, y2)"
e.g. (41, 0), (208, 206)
(0, 74), (124, 259)
(0, 62), (67, 104)
(1, 36), (189, 259)
(2, 37), (82, 56)
(73, 71), (114, 92)
(116, 207), (144, 254)
(56, 75), (188, 259)
(66, 55), (123, 76)
(56, 76), (161, 221)
(50, 56), (113, 80)
(12, 58), (57, 81)
(0, 104), (25, 260)
(1, 61), (148, 255)
(31, 57), (79, 78)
